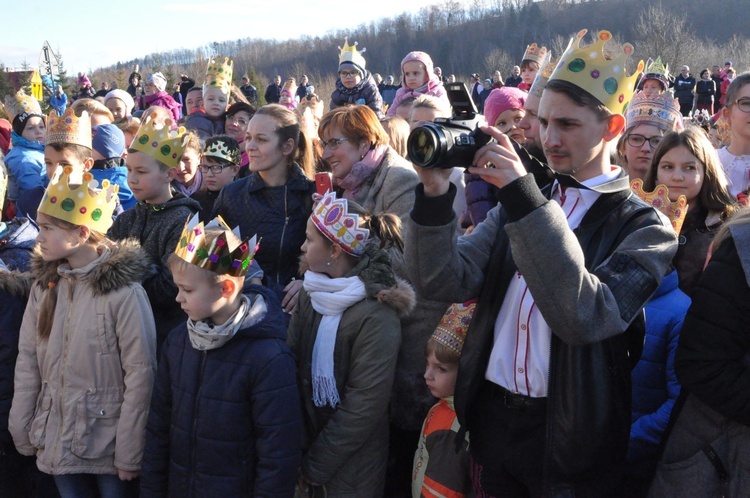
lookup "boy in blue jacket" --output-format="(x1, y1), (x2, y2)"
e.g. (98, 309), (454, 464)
(140, 214), (301, 498)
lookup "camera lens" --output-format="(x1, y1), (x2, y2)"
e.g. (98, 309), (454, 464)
(407, 124), (445, 168)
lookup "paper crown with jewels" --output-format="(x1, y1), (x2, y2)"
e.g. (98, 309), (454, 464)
(529, 51), (558, 98)
(130, 113), (188, 168)
(431, 300), (477, 358)
(641, 56), (670, 90)
(203, 136), (241, 165)
(203, 55), (234, 95)
(46, 107), (92, 149)
(549, 29), (644, 115)
(338, 38), (367, 71)
(312, 191), (370, 257)
(631, 179), (688, 234)
(38, 166), (120, 233)
(626, 91), (684, 133)
(3, 89), (42, 122)
(281, 78), (296, 96)
(522, 43), (548, 65)
(174, 213), (258, 277)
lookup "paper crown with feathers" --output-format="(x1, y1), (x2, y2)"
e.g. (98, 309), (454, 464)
(549, 29), (644, 114)
(338, 38), (367, 71)
(174, 213), (258, 277)
(641, 56), (670, 90)
(204, 55), (234, 95)
(312, 191), (370, 257)
(46, 107), (92, 149)
(631, 179), (688, 234)
(38, 166), (120, 233)
(529, 51), (558, 98)
(430, 300), (477, 358)
(522, 43), (548, 65)
(3, 89), (42, 122)
(130, 113), (188, 168)
(626, 91), (684, 133)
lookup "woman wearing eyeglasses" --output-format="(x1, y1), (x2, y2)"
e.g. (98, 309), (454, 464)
(717, 73), (750, 199)
(617, 91), (685, 182)
(330, 38), (385, 118)
(224, 102), (255, 178)
(212, 104), (315, 312)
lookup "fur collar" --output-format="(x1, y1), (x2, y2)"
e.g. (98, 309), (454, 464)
(30, 238), (150, 296)
(0, 269), (34, 300)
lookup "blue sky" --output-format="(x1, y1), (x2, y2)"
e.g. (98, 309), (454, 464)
(2, 0), (453, 74)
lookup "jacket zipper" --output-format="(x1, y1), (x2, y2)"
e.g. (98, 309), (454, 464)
(188, 350), (208, 498)
(52, 278), (75, 464)
(276, 185), (289, 285)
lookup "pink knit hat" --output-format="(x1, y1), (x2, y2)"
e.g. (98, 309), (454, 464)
(400, 51), (435, 82)
(483, 87), (527, 127)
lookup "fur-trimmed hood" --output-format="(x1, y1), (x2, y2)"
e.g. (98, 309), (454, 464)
(30, 238), (151, 296)
(353, 244), (416, 318)
(0, 268), (34, 300)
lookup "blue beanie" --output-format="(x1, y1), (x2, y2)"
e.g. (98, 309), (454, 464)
(92, 124), (125, 159)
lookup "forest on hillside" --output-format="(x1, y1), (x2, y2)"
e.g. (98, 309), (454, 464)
(81, 0), (750, 104)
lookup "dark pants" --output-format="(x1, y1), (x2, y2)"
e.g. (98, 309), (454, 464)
(384, 425), (420, 498)
(54, 474), (138, 498)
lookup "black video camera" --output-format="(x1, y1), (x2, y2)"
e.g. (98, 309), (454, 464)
(407, 82), (492, 169)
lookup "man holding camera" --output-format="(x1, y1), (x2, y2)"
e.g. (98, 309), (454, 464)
(405, 30), (677, 497)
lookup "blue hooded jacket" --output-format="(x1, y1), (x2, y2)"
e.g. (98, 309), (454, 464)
(4, 132), (46, 200)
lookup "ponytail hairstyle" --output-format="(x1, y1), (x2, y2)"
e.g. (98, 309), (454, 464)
(359, 211), (403, 253)
(254, 104), (314, 179)
(36, 213), (107, 340)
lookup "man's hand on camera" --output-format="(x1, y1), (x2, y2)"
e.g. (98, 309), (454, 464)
(468, 126), (527, 189)
(414, 164), (453, 197)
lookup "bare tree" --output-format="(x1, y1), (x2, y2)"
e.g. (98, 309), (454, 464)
(633, 4), (698, 73)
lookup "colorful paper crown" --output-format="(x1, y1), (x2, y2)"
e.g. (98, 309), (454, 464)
(641, 56), (670, 89)
(431, 300), (477, 358)
(47, 108), (93, 149)
(312, 191), (370, 257)
(174, 213), (258, 277)
(522, 43), (548, 65)
(38, 166), (119, 233)
(631, 179), (688, 234)
(338, 38), (367, 71)
(281, 78), (296, 96)
(549, 29), (644, 114)
(3, 89), (42, 122)
(529, 52), (558, 98)
(204, 55), (234, 95)
(626, 91), (684, 133)
(204, 137), (241, 165)
(131, 113), (188, 168)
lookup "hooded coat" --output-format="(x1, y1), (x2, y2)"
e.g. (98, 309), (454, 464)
(9, 241), (157, 475)
(330, 72), (384, 119)
(5, 132), (46, 201)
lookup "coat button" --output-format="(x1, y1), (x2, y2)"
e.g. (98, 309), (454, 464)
(302, 379), (309, 386)
(99, 409), (106, 416)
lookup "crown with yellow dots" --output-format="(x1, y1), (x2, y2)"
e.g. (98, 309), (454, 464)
(174, 213), (258, 277)
(38, 166), (119, 233)
(203, 55), (234, 95)
(46, 107), (92, 149)
(522, 43), (548, 65)
(528, 51), (558, 98)
(312, 191), (370, 257)
(630, 179), (688, 234)
(549, 29), (644, 115)
(338, 38), (367, 70)
(626, 91), (684, 133)
(641, 56), (670, 90)
(131, 113), (188, 168)
(3, 89), (42, 122)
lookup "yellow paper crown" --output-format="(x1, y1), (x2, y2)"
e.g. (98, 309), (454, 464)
(528, 52), (558, 98)
(204, 55), (234, 95)
(522, 43), (548, 65)
(131, 113), (188, 168)
(174, 213), (258, 277)
(549, 29), (644, 115)
(626, 91), (684, 133)
(281, 78), (296, 96)
(3, 89), (42, 122)
(338, 38), (367, 70)
(312, 191), (370, 257)
(38, 166), (119, 233)
(631, 179), (688, 234)
(47, 108), (93, 149)
(641, 56), (670, 88)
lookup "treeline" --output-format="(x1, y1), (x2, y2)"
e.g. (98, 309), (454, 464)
(87, 0), (749, 100)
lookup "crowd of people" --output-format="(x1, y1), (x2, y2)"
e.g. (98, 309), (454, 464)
(1, 27), (750, 498)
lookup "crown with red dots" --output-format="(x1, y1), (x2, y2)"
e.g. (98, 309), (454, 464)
(131, 112), (188, 168)
(430, 300), (477, 358)
(311, 191), (370, 257)
(37, 166), (120, 233)
(203, 136), (241, 165)
(46, 107), (92, 149)
(528, 51), (558, 98)
(549, 29), (644, 115)
(174, 213), (258, 277)
(625, 91), (684, 133)
(522, 43), (548, 65)
(630, 179), (688, 234)
(204, 55), (234, 95)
